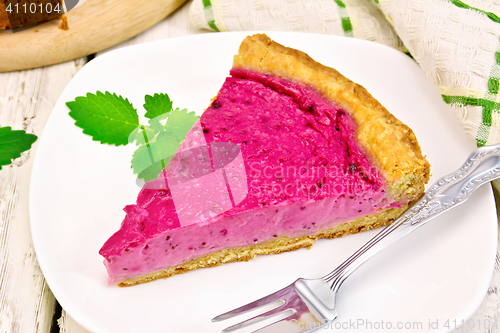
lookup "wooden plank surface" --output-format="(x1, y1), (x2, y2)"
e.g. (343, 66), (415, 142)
(0, 0), (187, 72)
(0, 58), (86, 332)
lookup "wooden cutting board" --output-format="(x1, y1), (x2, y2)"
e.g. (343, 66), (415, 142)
(0, 0), (187, 72)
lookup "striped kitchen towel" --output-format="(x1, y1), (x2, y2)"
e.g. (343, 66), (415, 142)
(190, 0), (500, 148)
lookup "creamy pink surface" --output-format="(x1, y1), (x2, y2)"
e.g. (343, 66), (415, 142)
(99, 70), (397, 285)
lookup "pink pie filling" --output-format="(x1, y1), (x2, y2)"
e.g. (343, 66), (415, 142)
(100, 69), (401, 285)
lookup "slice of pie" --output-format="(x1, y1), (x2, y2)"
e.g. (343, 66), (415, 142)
(99, 34), (430, 287)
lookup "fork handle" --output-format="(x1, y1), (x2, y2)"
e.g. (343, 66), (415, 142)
(323, 143), (500, 291)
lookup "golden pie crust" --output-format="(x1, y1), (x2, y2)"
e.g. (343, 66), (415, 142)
(234, 34), (430, 201)
(118, 34), (431, 287)
(120, 206), (407, 287)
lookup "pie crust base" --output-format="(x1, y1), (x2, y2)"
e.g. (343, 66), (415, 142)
(118, 205), (407, 287)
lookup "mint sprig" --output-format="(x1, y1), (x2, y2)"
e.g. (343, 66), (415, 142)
(67, 91), (199, 182)
(66, 91), (139, 146)
(0, 126), (37, 170)
(132, 108), (199, 181)
(144, 93), (173, 121)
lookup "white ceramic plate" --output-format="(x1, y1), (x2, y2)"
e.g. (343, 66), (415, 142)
(30, 32), (497, 333)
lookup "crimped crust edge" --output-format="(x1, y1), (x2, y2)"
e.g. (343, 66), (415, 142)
(232, 33), (430, 201)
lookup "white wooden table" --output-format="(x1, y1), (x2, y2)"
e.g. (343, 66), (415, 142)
(0, 2), (499, 332)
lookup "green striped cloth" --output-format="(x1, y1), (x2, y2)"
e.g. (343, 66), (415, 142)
(190, 0), (500, 148)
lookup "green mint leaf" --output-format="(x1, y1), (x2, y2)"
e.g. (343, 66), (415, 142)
(0, 126), (37, 170)
(128, 125), (157, 146)
(66, 91), (139, 146)
(165, 108), (199, 136)
(137, 160), (167, 184)
(148, 117), (165, 134)
(131, 108), (199, 182)
(144, 93), (173, 120)
(131, 131), (180, 181)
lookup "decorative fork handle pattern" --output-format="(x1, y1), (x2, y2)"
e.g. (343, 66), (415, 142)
(323, 144), (500, 292)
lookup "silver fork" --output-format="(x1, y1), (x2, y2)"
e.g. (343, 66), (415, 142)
(212, 143), (500, 333)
